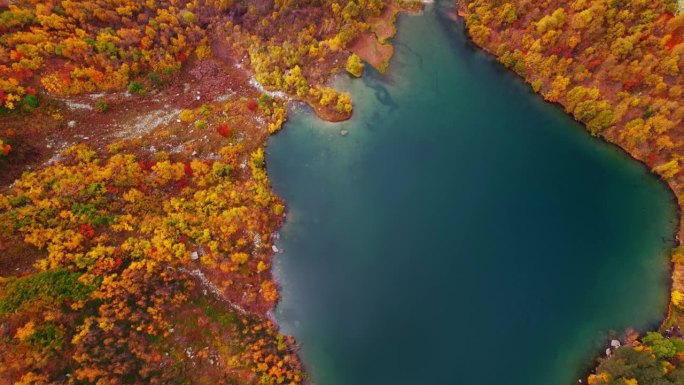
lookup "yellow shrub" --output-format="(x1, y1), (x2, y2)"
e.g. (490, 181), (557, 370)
(672, 290), (684, 308)
(15, 321), (36, 341)
(345, 54), (364, 77)
(179, 109), (195, 123)
(587, 372), (610, 385)
(231, 252), (249, 265)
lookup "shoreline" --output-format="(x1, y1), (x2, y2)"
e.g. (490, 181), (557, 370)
(267, 5), (680, 385)
(269, 5), (681, 384)
(264, 5), (418, 381)
(453, 1), (683, 382)
(0, 1), (417, 383)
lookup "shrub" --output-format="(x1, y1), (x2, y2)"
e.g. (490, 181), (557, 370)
(642, 332), (677, 359)
(182, 10), (196, 24)
(217, 124), (233, 137)
(127, 82), (145, 95)
(27, 322), (65, 351)
(198, 104), (212, 116)
(23, 94), (39, 108)
(95, 99), (109, 112)
(148, 72), (163, 86)
(345, 54), (364, 77)
(194, 120), (207, 129)
(179, 109), (195, 123)
(258, 93), (273, 108)
(0, 139), (11, 156)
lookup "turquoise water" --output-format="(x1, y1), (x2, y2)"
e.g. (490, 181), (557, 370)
(266, 3), (677, 385)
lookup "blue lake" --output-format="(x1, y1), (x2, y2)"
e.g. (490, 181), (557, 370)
(266, 3), (677, 384)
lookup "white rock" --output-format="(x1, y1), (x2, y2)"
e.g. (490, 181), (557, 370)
(611, 339), (621, 348)
(253, 233), (262, 249)
(190, 251), (199, 260)
(67, 120), (77, 128)
(272, 245), (279, 253)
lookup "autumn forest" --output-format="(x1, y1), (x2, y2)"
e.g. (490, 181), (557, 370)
(0, 0), (411, 383)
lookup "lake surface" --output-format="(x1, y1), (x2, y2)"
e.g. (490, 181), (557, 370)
(265, 3), (677, 385)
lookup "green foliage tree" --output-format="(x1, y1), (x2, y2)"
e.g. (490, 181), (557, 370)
(642, 332), (677, 359)
(0, 269), (95, 314)
(127, 81), (145, 95)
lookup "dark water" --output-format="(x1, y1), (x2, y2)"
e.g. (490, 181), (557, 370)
(265, 3), (677, 385)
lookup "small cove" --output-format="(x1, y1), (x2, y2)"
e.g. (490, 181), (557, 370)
(266, 3), (678, 384)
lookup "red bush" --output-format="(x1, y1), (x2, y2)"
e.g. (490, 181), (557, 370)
(647, 152), (659, 165)
(623, 78), (642, 91)
(106, 184), (119, 194)
(79, 224), (95, 238)
(550, 45), (566, 55)
(587, 58), (603, 70)
(176, 178), (189, 190)
(246, 100), (258, 112)
(217, 124), (233, 137)
(138, 161), (156, 171)
(563, 48), (574, 59)
(12, 68), (32, 80)
(666, 33), (683, 51)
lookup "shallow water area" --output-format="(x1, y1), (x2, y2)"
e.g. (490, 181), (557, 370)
(266, 3), (677, 385)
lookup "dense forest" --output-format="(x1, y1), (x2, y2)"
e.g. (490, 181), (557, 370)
(460, 0), (684, 383)
(0, 0), (415, 383)
(0, 0), (400, 118)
